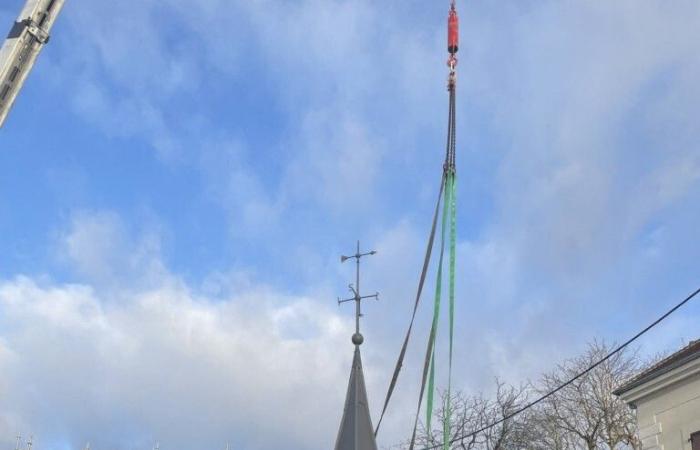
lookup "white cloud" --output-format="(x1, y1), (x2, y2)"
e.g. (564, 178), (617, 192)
(282, 110), (385, 213)
(458, 0), (700, 283)
(43, 0), (445, 230)
(197, 136), (283, 239)
(69, 80), (179, 159)
(57, 210), (169, 289)
(0, 274), (357, 450)
(2, 210), (424, 450)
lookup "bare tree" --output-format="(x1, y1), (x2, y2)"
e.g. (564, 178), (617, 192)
(403, 341), (645, 450)
(413, 390), (487, 450)
(411, 380), (533, 450)
(528, 410), (577, 450)
(481, 380), (533, 450)
(536, 340), (640, 450)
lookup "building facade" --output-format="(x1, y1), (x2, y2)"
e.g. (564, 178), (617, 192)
(614, 340), (700, 450)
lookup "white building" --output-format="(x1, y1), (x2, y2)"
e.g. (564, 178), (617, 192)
(614, 340), (700, 450)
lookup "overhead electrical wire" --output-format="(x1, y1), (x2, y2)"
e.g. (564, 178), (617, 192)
(415, 285), (700, 450)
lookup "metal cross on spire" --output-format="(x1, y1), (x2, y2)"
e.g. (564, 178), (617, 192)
(337, 241), (379, 346)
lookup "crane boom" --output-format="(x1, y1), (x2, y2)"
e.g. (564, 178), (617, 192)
(0, 0), (65, 129)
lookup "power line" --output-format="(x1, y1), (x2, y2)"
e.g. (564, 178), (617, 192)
(416, 285), (700, 450)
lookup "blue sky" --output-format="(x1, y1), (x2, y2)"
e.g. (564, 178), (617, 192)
(1, 1), (699, 449)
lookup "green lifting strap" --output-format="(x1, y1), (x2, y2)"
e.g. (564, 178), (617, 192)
(408, 173), (448, 450)
(426, 170), (451, 435)
(444, 171), (457, 450)
(408, 28), (458, 450)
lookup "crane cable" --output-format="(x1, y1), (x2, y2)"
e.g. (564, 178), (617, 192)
(374, 0), (459, 444)
(425, 60), (458, 447)
(416, 285), (700, 450)
(409, 3), (460, 449)
(410, 50), (458, 450)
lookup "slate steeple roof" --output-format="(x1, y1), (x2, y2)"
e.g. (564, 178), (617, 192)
(334, 345), (378, 450)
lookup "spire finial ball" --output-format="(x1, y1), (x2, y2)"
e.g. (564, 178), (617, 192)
(352, 333), (364, 346)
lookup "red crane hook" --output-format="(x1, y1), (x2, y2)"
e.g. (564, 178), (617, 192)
(448, 2), (459, 55)
(447, 1), (459, 71)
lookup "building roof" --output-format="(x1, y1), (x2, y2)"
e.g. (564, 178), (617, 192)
(614, 339), (700, 396)
(334, 345), (378, 450)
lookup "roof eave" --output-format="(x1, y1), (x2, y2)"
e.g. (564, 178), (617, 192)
(614, 355), (700, 405)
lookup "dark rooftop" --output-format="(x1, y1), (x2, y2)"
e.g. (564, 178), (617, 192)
(614, 339), (700, 396)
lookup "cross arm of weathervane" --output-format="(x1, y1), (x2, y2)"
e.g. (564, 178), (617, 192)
(340, 250), (376, 263)
(337, 286), (379, 305)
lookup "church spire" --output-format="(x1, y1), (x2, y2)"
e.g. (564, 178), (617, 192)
(334, 241), (379, 450)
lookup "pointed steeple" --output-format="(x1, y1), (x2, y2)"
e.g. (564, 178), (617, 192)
(334, 346), (378, 450)
(334, 241), (379, 450)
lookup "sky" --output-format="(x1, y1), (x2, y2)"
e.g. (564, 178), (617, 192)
(0, 0), (699, 449)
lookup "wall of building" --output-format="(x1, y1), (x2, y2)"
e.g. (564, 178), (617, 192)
(636, 373), (700, 450)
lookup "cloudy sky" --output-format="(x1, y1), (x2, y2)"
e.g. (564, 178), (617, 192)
(1, 0), (699, 449)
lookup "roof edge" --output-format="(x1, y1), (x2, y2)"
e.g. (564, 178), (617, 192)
(614, 340), (700, 396)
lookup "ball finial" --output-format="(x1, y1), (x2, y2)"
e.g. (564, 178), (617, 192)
(352, 333), (364, 346)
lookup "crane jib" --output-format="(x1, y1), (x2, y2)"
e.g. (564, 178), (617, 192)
(0, 0), (66, 128)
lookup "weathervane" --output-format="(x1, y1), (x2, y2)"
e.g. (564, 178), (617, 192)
(337, 241), (379, 346)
